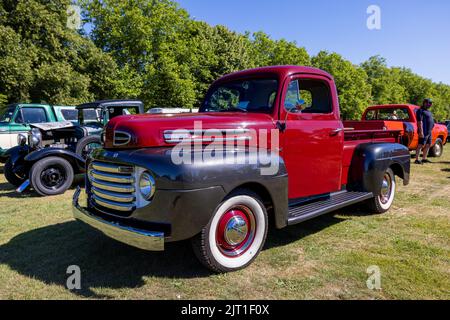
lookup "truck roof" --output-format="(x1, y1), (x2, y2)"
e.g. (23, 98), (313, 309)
(213, 65), (334, 84)
(366, 104), (420, 110)
(77, 100), (144, 111)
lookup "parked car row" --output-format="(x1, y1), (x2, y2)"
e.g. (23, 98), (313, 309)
(1, 65), (447, 272)
(3, 100), (144, 196)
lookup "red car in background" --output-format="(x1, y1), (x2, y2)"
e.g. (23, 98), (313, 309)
(344, 104), (448, 157)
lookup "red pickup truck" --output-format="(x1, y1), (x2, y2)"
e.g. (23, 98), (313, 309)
(345, 104), (448, 157)
(73, 66), (410, 272)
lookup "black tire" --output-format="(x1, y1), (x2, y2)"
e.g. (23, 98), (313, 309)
(4, 158), (26, 187)
(365, 168), (396, 214)
(30, 157), (74, 196)
(429, 138), (443, 158)
(191, 189), (268, 273)
(75, 135), (101, 159)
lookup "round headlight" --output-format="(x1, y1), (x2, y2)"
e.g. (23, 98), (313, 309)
(30, 128), (42, 148)
(139, 172), (155, 200)
(17, 133), (27, 146)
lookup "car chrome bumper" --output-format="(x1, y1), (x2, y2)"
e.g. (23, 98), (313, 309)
(72, 187), (164, 251)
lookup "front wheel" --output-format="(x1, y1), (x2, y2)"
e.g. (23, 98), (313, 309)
(30, 157), (74, 196)
(366, 168), (396, 214)
(191, 189), (268, 273)
(429, 138), (443, 157)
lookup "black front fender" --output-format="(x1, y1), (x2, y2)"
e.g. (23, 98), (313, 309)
(348, 143), (410, 196)
(24, 148), (86, 173)
(91, 147), (289, 240)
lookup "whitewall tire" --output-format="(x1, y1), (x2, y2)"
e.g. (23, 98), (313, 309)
(366, 168), (396, 214)
(191, 189), (268, 273)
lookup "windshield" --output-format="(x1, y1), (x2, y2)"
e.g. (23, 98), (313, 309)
(0, 106), (15, 122)
(202, 79), (278, 113)
(60, 109), (78, 121)
(365, 108), (410, 121)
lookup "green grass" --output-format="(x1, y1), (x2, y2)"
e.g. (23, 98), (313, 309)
(0, 152), (449, 300)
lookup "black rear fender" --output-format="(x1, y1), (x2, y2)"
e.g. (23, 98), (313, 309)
(347, 143), (410, 196)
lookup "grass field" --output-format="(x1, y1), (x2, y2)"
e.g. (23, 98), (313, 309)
(0, 152), (449, 300)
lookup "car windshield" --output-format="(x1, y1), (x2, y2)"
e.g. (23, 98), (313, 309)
(202, 79), (278, 113)
(0, 106), (15, 122)
(60, 109), (78, 121)
(365, 108), (410, 121)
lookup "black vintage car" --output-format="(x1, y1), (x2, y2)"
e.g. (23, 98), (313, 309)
(3, 100), (144, 196)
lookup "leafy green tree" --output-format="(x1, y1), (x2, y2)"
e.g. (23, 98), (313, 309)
(0, 0), (130, 105)
(312, 51), (371, 120)
(361, 56), (407, 105)
(250, 32), (311, 67)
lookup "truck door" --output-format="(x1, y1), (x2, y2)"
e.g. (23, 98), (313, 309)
(280, 74), (344, 200)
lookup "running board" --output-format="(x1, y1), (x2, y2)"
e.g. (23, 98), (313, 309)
(287, 191), (373, 225)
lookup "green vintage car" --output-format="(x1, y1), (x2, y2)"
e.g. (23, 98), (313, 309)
(0, 103), (77, 162)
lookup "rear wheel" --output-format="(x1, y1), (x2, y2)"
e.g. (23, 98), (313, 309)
(4, 158), (26, 187)
(30, 157), (74, 196)
(429, 138), (443, 157)
(366, 168), (396, 214)
(191, 189), (268, 273)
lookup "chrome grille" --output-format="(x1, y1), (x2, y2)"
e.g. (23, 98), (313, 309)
(88, 161), (135, 214)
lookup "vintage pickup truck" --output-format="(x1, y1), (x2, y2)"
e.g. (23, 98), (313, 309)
(344, 104), (448, 157)
(73, 66), (410, 272)
(0, 103), (77, 162)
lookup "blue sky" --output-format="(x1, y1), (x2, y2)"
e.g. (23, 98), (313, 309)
(177, 0), (450, 85)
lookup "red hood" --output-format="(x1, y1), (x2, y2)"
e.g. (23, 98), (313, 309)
(104, 112), (277, 148)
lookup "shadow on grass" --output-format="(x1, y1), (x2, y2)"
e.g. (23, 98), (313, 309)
(0, 210), (348, 298)
(0, 221), (212, 298)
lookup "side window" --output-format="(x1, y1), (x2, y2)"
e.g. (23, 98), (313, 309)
(365, 110), (377, 120)
(16, 108), (48, 124)
(284, 79), (332, 114)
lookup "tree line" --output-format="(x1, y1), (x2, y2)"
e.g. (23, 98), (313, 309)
(1, 0), (449, 120)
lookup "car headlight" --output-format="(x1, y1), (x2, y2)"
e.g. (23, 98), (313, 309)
(17, 133), (27, 146)
(139, 172), (155, 201)
(29, 128), (42, 148)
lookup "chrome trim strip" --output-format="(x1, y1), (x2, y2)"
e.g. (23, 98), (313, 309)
(90, 169), (134, 183)
(92, 162), (133, 174)
(93, 194), (134, 212)
(92, 187), (135, 203)
(72, 188), (164, 251)
(90, 178), (135, 193)
(164, 129), (252, 143)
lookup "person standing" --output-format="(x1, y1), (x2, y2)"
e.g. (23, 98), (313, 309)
(415, 98), (435, 164)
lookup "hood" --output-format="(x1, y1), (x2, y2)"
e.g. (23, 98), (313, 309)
(103, 112), (277, 148)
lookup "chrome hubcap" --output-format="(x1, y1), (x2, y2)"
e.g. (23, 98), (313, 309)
(224, 216), (249, 246)
(435, 143), (442, 155)
(380, 174), (392, 204)
(216, 206), (256, 257)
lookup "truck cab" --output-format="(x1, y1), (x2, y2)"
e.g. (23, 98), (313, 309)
(0, 103), (76, 162)
(73, 66), (410, 272)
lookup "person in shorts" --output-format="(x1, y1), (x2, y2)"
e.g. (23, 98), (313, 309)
(415, 98), (435, 164)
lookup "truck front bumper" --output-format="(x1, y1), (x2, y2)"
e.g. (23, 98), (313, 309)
(72, 187), (165, 251)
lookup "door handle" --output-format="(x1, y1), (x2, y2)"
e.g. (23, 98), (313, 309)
(330, 128), (344, 136)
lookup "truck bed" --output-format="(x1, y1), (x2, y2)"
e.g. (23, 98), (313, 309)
(341, 121), (403, 186)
